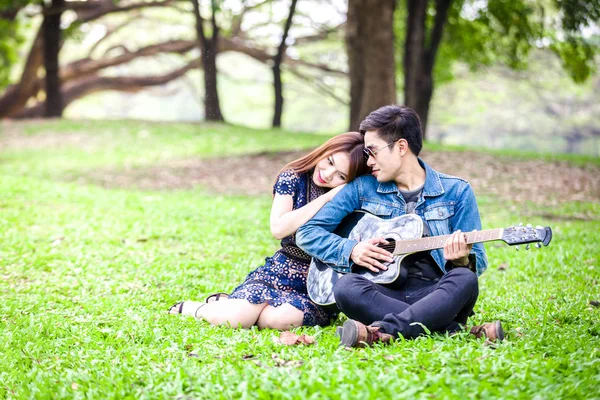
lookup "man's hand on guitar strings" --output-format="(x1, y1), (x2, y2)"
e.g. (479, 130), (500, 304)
(444, 229), (474, 267)
(350, 237), (394, 272)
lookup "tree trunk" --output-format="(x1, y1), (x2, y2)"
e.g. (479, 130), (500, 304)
(0, 28), (45, 118)
(272, 0), (298, 128)
(346, 0), (397, 131)
(42, 0), (65, 117)
(403, 0), (452, 138)
(191, 0), (224, 122)
(202, 40), (224, 121)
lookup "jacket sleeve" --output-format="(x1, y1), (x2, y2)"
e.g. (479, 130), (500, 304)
(295, 180), (361, 273)
(450, 182), (488, 276)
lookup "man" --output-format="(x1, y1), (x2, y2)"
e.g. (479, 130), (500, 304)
(296, 105), (503, 347)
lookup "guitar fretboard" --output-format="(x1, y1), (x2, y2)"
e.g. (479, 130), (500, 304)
(389, 229), (504, 255)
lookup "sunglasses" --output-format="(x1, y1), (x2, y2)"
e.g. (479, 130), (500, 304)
(363, 140), (398, 161)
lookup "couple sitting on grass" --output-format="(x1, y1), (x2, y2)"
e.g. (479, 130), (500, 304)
(169, 104), (504, 347)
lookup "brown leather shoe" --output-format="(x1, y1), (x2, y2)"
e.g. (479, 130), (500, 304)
(470, 320), (504, 342)
(339, 319), (394, 348)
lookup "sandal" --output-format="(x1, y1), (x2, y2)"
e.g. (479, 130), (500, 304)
(205, 292), (229, 303)
(168, 301), (206, 318)
(168, 302), (185, 314)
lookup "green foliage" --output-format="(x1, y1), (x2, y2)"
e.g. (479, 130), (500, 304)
(1, 121), (599, 398)
(556, 0), (600, 31)
(0, 19), (22, 88)
(551, 36), (596, 82)
(0, 0), (40, 88)
(396, 0), (599, 85)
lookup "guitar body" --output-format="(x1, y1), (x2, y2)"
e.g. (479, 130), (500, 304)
(307, 212), (424, 306)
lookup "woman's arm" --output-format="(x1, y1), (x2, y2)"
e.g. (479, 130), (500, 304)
(269, 184), (345, 240)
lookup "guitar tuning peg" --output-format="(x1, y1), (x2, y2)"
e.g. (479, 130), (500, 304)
(535, 243), (542, 249)
(525, 244), (530, 250)
(515, 246), (520, 251)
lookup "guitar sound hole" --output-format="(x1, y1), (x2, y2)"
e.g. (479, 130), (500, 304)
(379, 238), (396, 253)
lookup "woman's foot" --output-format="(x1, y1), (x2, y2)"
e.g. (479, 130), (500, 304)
(168, 300), (205, 317)
(205, 292), (229, 303)
(168, 293), (230, 317)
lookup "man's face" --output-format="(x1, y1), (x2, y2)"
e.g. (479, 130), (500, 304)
(364, 130), (400, 183)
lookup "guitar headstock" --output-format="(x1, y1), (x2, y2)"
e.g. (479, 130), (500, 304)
(501, 224), (552, 249)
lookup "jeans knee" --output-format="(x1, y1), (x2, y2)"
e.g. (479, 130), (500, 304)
(447, 267), (479, 295)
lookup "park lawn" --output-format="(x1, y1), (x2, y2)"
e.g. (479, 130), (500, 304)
(1, 120), (599, 399)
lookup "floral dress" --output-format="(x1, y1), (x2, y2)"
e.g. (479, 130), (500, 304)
(228, 169), (336, 326)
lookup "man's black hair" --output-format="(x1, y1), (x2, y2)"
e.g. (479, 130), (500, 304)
(359, 104), (423, 156)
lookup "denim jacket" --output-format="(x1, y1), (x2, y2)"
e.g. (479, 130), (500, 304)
(296, 158), (488, 276)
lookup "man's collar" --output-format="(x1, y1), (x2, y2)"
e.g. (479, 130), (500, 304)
(376, 158), (445, 197)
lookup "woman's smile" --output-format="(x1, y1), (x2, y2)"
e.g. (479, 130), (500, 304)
(317, 170), (327, 184)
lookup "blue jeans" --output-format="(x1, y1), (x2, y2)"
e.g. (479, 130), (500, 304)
(333, 268), (479, 338)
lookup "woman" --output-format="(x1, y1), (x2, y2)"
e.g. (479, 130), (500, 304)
(169, 132), (369, 330)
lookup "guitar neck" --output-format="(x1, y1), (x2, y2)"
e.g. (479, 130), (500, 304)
(393, 229), (504, 255)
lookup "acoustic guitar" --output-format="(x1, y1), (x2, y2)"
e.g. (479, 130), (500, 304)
(307, 212), (552, 306)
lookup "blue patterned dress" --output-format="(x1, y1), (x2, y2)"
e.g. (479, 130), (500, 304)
(228, 169), (336, 326)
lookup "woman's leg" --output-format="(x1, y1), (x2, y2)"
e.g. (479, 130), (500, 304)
(256, 303), (304, 330)
(172, 299), (268, 329)
(198, 299), (268, 328)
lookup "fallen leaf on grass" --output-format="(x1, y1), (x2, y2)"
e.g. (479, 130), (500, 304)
(71, 383), (79, 390)
(589, 300), (600, 307)
(273, 331), (315, 346)
(497, 263), (508, 271)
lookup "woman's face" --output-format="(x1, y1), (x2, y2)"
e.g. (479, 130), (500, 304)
(312, 151), (351, 189)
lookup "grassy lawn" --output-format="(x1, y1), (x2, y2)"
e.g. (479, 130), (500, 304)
(1, 120), (599, 399)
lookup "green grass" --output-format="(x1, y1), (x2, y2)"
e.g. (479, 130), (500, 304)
(1, 120), (599, 399)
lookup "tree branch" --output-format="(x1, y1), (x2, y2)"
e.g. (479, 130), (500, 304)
(14, 58), (202, 118)
(65, 40), (196, 81)
(287, 67), (348, 105)
(89, 13), (143, 57)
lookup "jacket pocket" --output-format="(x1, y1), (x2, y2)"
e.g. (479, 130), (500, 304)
(423, 203), (455, 235)
(361, 200), (394, 217)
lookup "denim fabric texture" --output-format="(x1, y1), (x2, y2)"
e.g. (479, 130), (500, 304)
(296, 158), (488, 276)
(333, 268), (479, 338)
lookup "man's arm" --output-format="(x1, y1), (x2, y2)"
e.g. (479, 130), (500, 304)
(447, 182), (488, 276)
(296, 181), (361, 272)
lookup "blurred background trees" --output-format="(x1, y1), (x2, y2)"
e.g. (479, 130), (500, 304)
(0, 0), (598, 153)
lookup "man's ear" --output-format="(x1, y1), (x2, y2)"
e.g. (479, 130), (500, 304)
(397, 139), (409, 156)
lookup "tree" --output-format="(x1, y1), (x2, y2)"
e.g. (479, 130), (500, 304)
(397, 0), (599, 137)
(0, 0), (32, 88)
(0, 0), (345, 119)
(346, 0), (397, 130)
(191, 0), (224, 121)
(42, 0), (65, 117)
(272, 0), (298, 128)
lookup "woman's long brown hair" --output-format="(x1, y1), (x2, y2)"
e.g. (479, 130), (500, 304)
(278, 132), (370, 183)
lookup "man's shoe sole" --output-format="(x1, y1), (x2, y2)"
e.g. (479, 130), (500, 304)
(339, 320), (360, 347)
(495, 320), (505, 341)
